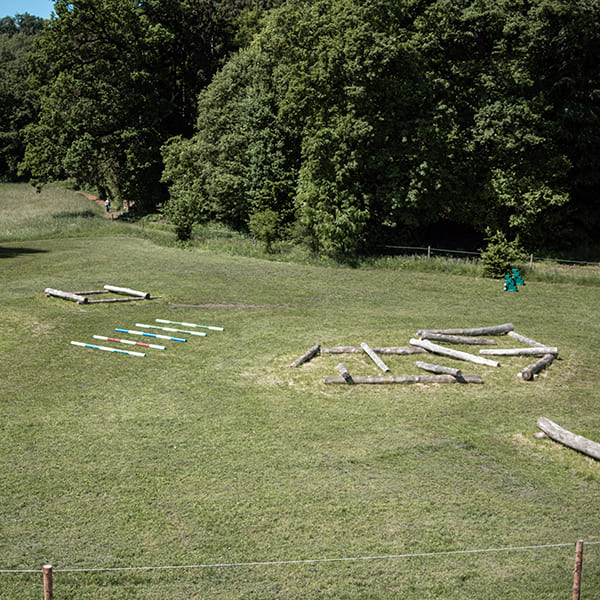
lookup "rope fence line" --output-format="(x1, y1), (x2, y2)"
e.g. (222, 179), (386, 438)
(2, 540), (599, 574)
(382, 244), (600, 266)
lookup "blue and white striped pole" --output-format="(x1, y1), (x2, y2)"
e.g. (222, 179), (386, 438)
(136, 323), (206, 337)
(71, 341), (146, 357)
(156, 319), (224, 331)
(93, 335), (166, 350)
(115, 328), (186, 342)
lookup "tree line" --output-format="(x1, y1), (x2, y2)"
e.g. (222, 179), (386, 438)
(2, 0), (599, 257)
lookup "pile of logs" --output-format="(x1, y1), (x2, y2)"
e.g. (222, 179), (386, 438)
(290, 322), (558, 384)
(45, 284), (161, 304)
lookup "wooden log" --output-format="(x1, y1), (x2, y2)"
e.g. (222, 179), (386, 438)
(360, 342), (391, 372)
(290, 343), (320, 367)
(73, 289), (108, 295)
(507, 331), (545, 347)
(522, 354), (555, 381)
(420, 332), (497, 345)
(85, 295), (162, 303)
(103, 284), (150, 298)
(536, 417), (600, 460)
(336, 363), (354, 384)
(323, 374), (482, 385)
(414, 361), (463, 378)
(409, 338), (500, 367)
(321, 346), (426, 355)
(479, 347), (558, 357)
(416, 323), (514, 336)
(44, 288), (88, 304)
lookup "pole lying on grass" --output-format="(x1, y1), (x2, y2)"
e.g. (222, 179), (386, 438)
(155, 318), (224, 331)
(136, 323), (206, 337)
(70, 341), (146, 357)
(93, 335), (166, 350)
(115, 328), (186, 342)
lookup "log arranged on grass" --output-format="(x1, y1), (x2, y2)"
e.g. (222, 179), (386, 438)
(321, 346), (426, 355)
(409, 338), (500, 367)
(336, 363), (354, 384)
(479, 346), (558, 357)
(536, 417), (600, 460)
(521, 354), (555, 381)
(290, 343), (320, 367)
(507, 331), (545, 347)
(419, 332), (497, 345)
(323, 374), (482, 385)
(360, 342), (391, 372)
(414, 361), (463, 379)
(103, 284), (150, 298)
(416, 323), (514, 336)
(44, 288), (88, 304)
(85, 295), (162, 303)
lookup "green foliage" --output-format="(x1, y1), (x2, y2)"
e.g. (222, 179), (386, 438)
(480, 229), (527, 278)
(248, 207), (280, 252)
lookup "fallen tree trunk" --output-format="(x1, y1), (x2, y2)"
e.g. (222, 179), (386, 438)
(507, 331), (545, 347)
(45, 288), (88, 304)
(416, 323), (514, 336)
(536, 417), (600, 460)
(420, 332), (497, 345)
(361, 342), (391, 372)
(480, 347), (558, 357)
(323, 374), (482, 384)
(414, 361), (462, 378)
(290, 343), (320, 367)
(103, 284), (150, 298)
(336, 363), (354, 384)
(321, 346), (426, 355)
(409, 338), (500, 367)
(522, 354), (555, 381)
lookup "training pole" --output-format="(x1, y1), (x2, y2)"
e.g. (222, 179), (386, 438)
(115, 328), (186, 342)
(93, 335), (166, 350)
(136, 323), (206, 337)
(71, 341), (145, 357)
(156, 318), (224, 331)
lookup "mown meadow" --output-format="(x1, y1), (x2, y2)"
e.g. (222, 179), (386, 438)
(1, 184), (599, 599)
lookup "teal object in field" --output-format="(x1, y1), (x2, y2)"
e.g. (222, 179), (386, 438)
(512, 268), (525, 285)
(504, 273), (518, 292)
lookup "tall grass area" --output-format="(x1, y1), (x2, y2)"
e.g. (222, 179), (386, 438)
(1, 184), (600, 599)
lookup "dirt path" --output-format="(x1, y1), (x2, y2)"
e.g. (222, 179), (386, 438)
(76, 191), (113, 216)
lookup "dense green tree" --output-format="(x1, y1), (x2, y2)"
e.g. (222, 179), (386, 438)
(0, 14), (45, 181)
(21, 0), (240, 211)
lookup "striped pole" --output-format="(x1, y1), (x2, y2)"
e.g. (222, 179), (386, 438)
(136, 323), (206, 337)
(115, 328), (186, 342)
(156, 319), (224, 332)
(71, 341), (146, 357)
(93, 335), (166, 350)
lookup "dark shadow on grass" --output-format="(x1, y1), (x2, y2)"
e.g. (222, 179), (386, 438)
(0, 247), (48, 258)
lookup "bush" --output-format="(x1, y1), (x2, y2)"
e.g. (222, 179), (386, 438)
(480, 229), (527, 278)
(248, 209), (280, 252)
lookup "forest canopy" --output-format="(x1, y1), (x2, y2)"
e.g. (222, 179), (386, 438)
(3, 0), (599, 256)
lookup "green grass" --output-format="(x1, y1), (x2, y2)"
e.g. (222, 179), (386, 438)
(1, 184), (600, 599)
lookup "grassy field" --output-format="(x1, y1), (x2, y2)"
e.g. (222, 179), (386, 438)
(1, 184), (599, 599)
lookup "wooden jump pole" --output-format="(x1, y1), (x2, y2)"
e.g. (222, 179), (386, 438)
(416, 323), (514, 336)
(44, 288), (88, 304)
(290, 343), (320, 367)
(419, 332), (497, 345)
(43, 565), (52, 600)
(572, 540), (584, 600)
(536, 418), (600, 460)
(336, 363), (354, 383)
(479, 347), (558, 357)
(414, 361), (463, 379)
(409, 338), (500, 367)
(103, 284), (150, 298)
(507, 331), (545, 347)
(360, 342), (391, 372)
(321, 346), (425, 355)
(521, 354), (555, 381)
(323, 374), (483, 384)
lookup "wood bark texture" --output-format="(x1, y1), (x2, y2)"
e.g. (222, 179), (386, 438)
(360, 342), (391, 372)
(420, 332), (497, 345)
(290, 343), (320, 367)
(537, 417), (600, 460)
(416, 323), (514, 336)
(409, 338), (500, 367)
(521, 354), (555, 380)
(323, 374), (482, 384)
(480, 347), (558, 357)
(44, 288), (88, 304)
(103, 284), (150, 298)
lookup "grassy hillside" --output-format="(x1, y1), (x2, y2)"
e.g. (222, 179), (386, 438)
(1, 184), (599, 599)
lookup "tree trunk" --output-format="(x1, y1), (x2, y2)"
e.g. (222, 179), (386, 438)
(507, 331), (545, 347)
(536, 417), (600, 460)
(360, 342), (391, 372)
(323, 374), (482, 384)
(290, 343), (320, 367)
(103, 284), (150, 298)
(409, 338), (499, 367)
(321, 346), (426, 355)
(44, 288), (88, 304)
(416, 323), (514, 336)
(336, 363), (354, 383)
(414, 361), (462, 378)
(522, 354), (555, 380)
(480, 347), (558, 357)
(420, 332), (497, 345)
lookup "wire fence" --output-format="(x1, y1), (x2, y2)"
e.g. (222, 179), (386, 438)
(2, 540), (599, 599)
(382, 245), (600, 266)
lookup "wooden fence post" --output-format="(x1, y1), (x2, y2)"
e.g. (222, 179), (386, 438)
(572, 540), (584, 600)
(43, 565), (53, 600)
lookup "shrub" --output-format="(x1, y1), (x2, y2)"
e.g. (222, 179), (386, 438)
(480, 229), (526, 278)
